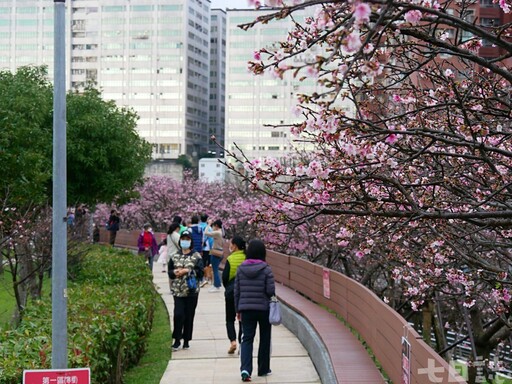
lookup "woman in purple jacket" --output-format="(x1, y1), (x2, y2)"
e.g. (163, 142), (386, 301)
(234, 239), (275, 382)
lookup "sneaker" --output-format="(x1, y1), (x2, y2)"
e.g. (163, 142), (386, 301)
(183, 341), (190, 350)
(241, 370), (251, 382)
(200, 280), (208, 287)
(208, 286), (221, 293)
(258, 370), (272, 377)
(172, 341), (180, 351)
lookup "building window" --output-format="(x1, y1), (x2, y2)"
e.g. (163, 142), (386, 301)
(480, 18), (501, 27)
(131, 5), (153, 11)
(480, 0), (500, 6)
(103, 6), (126, 12)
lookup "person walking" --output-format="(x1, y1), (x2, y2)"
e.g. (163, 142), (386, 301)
(189, 215), (204, 254)
(107, 209), (120, 246)
(172, 215), (188, 235)
(168, 230), (204, 351)
(167, 222), (181, 257)
(137, 223), (158, 271)
(204, 219), (224, 293)
(157, 234), (168, 273)
(222, 236), (246, 355)
(235, 239), (275, 382)
(199, 213), (211, 268)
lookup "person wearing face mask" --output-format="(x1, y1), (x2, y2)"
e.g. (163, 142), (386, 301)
(222, 236), (247, 354)
(137, 223), (158, 271)
(167, 230), (204, 351)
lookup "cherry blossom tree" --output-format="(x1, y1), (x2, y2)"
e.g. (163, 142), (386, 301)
(221, 0), (512, 380)
(94, 173), (266, 238)
(0, 202), (52, 326)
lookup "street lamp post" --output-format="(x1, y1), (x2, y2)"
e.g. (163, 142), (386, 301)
(52, 0), (67, 369)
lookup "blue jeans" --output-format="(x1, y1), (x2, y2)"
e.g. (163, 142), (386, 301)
(210, 254), (222, 288)
(240, 310), (272, 377)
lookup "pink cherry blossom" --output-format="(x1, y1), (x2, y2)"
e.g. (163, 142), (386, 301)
(345, 30), (362, 52)
(404, 10), (422, 25)
(353, 3), (371, 24)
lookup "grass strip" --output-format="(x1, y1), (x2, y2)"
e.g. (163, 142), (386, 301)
(123, 295), (171, 384)
(0, 271), (14, 331)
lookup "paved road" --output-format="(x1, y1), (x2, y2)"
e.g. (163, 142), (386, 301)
(152, 268), (322, 384)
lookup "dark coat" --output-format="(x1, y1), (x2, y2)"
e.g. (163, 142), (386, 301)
(107, 214), (120, 231)
(234, 260), (275, 312)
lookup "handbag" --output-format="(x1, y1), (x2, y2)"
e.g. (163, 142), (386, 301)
(187, 271), (198, 291)
(269, 296), (282, 326)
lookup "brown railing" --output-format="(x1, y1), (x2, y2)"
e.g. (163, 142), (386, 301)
(266, 250), (466, 384)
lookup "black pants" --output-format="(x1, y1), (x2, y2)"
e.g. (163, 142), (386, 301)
(240, 310), (272, 377)
(109, 230), (117, 246)
(202, 250), (210, 267)
(172, 294), (199, 343)
(225, 295), (242, 343)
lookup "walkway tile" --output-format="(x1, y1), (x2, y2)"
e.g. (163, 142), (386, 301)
(153, 270), (321, 384)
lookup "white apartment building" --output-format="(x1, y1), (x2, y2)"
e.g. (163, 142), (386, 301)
(208, 8), (226, 157)
(225, 9), (354, 162)
(0, 0), (211, 161)
(198, 157), (225, 182)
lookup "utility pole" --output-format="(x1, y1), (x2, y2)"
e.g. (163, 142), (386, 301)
(52, 0), (67, 369)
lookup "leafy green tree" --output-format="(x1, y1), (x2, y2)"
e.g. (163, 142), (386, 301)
(176, 154), (193, 169)
(0, 66), (152, 208)
(66, 87), (152, 206)
(0, 66), (53, 207)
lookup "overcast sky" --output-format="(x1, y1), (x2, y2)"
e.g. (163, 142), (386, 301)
(210, 0), (249, 10)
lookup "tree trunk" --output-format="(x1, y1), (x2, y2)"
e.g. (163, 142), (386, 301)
(433, 294), (452, 361)
(422, 301), (434, 347)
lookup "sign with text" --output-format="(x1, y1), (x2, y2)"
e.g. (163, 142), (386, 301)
(322, 268), (330, 299)
(402, 337), (411, 384)
(23, 368), (90, 384)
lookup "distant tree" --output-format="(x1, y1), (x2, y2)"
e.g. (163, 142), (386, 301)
(66, 87), (152, 206)
(95, 173), (264, 237)
(0, 66), (53, 207)
(0, 66), (152, 208)
(176, 154), (193, 169)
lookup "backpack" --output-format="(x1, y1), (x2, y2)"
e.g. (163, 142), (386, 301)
(190, 225), (203, 253)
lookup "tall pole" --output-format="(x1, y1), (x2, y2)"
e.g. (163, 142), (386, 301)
(52, 0), (67, 369)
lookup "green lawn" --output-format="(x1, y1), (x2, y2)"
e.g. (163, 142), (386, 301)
(0, 271), (15, 331)
(123, 295), (172, 384)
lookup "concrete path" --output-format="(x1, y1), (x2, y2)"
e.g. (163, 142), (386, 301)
(152, 268), (322, 384)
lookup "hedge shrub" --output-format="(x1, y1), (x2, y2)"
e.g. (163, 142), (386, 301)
(0, 245), (157, 384)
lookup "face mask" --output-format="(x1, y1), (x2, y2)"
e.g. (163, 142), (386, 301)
(180, 240), (191, 249)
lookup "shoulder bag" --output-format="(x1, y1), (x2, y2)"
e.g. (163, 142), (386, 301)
(269, 296), (282, 326)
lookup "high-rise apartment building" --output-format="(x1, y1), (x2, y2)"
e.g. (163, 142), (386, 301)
(0, 0), (211, 161)
(225, 9), (354, 162)
(209, 8), (226, 157)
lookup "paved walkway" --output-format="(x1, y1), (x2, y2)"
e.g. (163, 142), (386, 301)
(152, 269), (322, 384)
